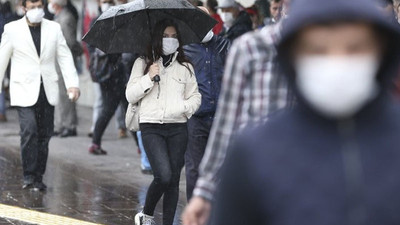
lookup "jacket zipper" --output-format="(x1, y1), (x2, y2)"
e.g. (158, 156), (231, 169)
(338, 119), (367, 225)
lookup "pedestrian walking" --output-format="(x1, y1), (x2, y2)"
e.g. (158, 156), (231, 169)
(213, 0), (400, 224)
(218, 0), (253, 42)
(183, 7), (230, 201)
(0, 0), (80, 191)
(182, 0), (291, 224)
(126, 19), (201, 225)
(88, 0), (129, 155)
(49, 0), (82, 138)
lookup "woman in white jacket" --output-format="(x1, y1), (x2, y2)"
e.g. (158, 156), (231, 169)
(126, 19), (201, 225)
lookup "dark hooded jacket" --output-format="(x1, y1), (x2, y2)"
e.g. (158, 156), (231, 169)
(212, 0), (400, 225)
(221, 10), (252, 42)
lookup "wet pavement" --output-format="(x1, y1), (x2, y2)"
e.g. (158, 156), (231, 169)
(0, 107), (186, 225)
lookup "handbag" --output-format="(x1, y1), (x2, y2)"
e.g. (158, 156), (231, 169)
(125, 102), (140, 132)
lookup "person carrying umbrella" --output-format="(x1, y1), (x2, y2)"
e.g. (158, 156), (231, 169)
(126, 19), (201, 225)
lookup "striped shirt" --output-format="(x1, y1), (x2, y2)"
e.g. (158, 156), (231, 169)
(193, 23), (289, 201)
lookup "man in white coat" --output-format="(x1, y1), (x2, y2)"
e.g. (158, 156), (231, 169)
(0, 0), (80, 191)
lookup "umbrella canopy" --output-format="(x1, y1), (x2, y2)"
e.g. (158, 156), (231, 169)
(82, 0), (217, 54)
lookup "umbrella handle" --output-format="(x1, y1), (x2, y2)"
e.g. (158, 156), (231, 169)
(112, 8), (126, 30)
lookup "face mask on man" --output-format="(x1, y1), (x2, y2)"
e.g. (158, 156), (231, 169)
(295, 55), (380, 119)
(47, 3), (56, 15)
(162, 38), (179, 55)
(101, 3), (111, 13)
(202, 30), (214, 43)
(220, 11), (235, 28)
(26, 8), (45, 24)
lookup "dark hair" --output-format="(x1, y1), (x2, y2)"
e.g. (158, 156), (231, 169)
(23, 0), (43, 7)
(207, 0), (218, 13)
(144, 19), (193, 75)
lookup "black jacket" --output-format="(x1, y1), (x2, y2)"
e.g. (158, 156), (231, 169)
(213, 0), (400, 224)
(221, 11), (252, 42)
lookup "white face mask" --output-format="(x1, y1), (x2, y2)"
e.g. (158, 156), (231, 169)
(202, 30), (214, 43)
(162, 38), (179, 55)
(26, 8), (45, 24)
(295, 55), (380, 119)
(47, 3), (56, 15)
(220, 12), (235, 28)
(101, 3), (111, 13)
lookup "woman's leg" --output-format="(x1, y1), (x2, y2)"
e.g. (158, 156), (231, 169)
(163, 123), (188, 225)
(141, 124), (172, 216)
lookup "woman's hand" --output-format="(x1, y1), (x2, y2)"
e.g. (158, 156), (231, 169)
(148, 63), (159, 81)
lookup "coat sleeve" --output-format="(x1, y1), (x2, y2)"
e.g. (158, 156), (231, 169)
(125, 58), (154, 104)
(0, 24), (13, 93)
(55, 23), (79, 89)
(183, 63), (201, 118)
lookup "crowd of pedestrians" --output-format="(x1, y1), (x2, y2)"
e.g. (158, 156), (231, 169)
(2, 0), (400, 225)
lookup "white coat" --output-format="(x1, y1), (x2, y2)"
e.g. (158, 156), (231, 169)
(126, 53), (201, 124)
(0, 17), (79, 107)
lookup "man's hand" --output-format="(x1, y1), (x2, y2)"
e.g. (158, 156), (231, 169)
(182, 196), (212, 225)
(67, 87), (80, 102)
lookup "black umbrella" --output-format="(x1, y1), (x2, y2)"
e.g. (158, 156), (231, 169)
(82, 0), (217, 54)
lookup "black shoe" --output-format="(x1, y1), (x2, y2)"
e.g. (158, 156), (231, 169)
(22, 177), (34, 190)
(33, 181), (47, 191)
(60, 128), (77, 138)
(22, 183), (34, 190)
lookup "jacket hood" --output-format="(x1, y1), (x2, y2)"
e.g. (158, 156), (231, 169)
(276, 0), (400, 118)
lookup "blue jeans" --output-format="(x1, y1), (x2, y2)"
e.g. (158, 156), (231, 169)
(136, 131), (151, 169)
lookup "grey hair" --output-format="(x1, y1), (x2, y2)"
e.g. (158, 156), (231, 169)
(52, 0), (67, 7)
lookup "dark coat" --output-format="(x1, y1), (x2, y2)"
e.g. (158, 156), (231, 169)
(221, 10), (252, 42)
(184, 35), (230, 119)
(212, 0), (400, 224)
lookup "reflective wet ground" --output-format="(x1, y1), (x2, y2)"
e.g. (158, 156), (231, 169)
(0, 147), (185, 225)
(0, 107), (186, 225)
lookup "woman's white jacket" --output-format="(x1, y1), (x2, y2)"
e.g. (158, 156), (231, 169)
(126, 53), (201, 124)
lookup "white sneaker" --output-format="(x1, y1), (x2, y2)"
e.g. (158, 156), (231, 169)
(135, 211), (155, 225)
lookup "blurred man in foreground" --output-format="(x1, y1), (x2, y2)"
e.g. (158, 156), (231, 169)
(213, 0), (400, 224)
(182, 0), (291, 224)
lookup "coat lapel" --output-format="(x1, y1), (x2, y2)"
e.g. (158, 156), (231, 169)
(21, 17), (40, 61)
(40, 19), (48, 58)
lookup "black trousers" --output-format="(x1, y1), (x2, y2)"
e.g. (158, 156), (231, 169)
(17, 84), (54, 183)
(141, 123), (188, 225)
(185, 116), (213, 200)
(92, 78), (127, 146)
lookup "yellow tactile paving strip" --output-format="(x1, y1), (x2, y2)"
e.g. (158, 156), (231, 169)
(0, 204), (104, 225)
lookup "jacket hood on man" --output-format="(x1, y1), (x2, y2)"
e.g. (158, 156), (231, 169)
(276, 0), (400, 115)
